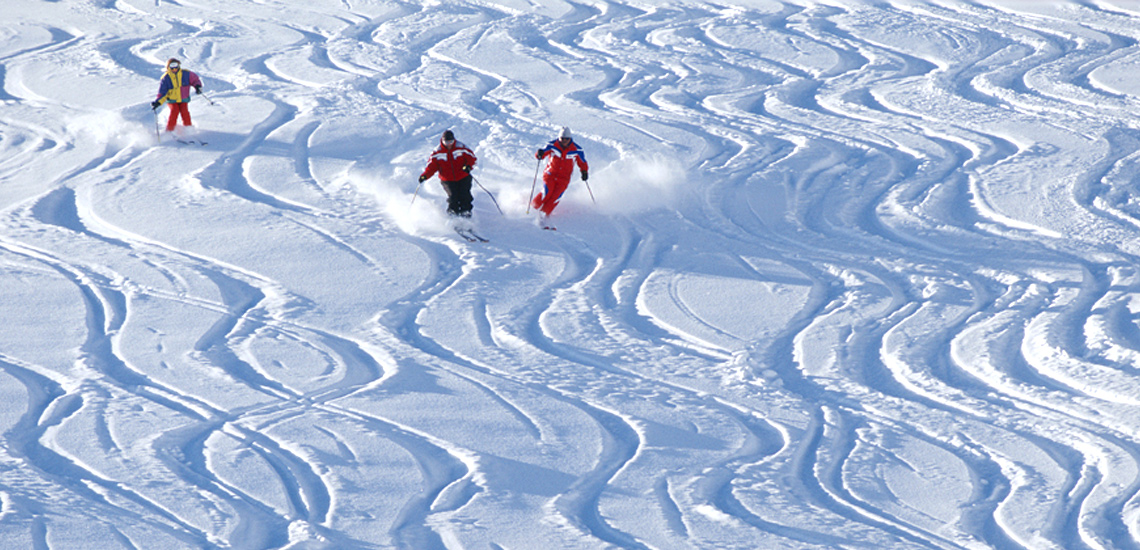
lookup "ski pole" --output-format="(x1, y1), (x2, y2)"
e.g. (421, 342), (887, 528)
(152, 105), (161, 142)
(583, 176), (596, 205)
(198, 90), (217, 106)
(472, 176), (504, 216)
(411, 178), (424, 205)
(526, 157), (541, 213)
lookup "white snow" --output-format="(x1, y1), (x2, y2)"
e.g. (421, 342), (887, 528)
(4, 0), (1140, 548)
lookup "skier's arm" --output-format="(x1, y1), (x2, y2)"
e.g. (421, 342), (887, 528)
(154, 74), (172, 105)
(575, 150), (589, 174)
(188, 71), (203, 93)
(419, 158), (438, 182)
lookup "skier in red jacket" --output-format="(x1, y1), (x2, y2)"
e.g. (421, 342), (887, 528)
(150, 58), (204, 133)
(532, 127), (588, 218)
(419, 130), (477, 217)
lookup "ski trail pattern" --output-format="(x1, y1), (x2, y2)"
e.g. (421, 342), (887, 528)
(4, 0), (1140, 548)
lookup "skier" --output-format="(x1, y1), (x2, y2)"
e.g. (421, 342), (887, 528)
(419, 130), (477, 218)
(532, 126), (588, 220)
(150, 58), (203, 133)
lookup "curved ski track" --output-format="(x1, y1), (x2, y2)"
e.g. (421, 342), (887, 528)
(5, 0), (1140, 548)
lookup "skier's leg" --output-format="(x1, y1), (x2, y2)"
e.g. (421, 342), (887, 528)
(166, 104), (179, 132)
(180, 103), (193, 127)
(541, 197), (557, 216)
(441, 181), (457, 216)
(442, 180), (473, 217)
(455, 177), (474, 217)
(542, 177), (569, 216)
(534, 173), (556, 213)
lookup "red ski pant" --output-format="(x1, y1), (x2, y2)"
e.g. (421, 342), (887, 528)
(165, 102), (192, 132)
(531, 173), (570, 216)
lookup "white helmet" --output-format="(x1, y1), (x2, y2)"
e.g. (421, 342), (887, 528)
(558, 126), (572, 139)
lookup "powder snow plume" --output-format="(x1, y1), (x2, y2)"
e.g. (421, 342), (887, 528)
(592, 153), (687, 215)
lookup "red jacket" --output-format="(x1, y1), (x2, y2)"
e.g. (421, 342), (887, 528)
(537, 138), (588, 182)
(420, 138), (477, 182)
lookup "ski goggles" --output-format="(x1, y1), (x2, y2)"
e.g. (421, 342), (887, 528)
(168, 63), (180, 69)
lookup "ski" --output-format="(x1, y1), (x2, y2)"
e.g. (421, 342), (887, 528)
(176, 139), (208, 146)
(454, 227), (488, 242)
(542, 225), (556, 231)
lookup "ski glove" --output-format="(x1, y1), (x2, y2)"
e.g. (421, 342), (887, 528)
(536, 149), (545, 160)
(151, 100), (161, 110)
(194, 86), (202, 95)
(461, 165), (471, 173)
(581, 171), (588, 181)
(418, 175), (428, 183)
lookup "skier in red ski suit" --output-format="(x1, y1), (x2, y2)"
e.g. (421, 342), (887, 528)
(419, 130), (477, 217)
(532, 127), (588, 217)
(151, 58), (204, 133)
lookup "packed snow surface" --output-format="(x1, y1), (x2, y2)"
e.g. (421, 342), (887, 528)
(5, 0), (1140, 548)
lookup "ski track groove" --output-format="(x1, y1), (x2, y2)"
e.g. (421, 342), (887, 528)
(361, 232), (693, 546)
(0, 354), (204, 547)
(507, 231), (813, 546)
(5, 186), (398, 544)
(383, 252), (634, 542)
(0, 240), (312, 546)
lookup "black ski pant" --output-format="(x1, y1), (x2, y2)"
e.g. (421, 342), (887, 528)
(441, 176), (474, 217)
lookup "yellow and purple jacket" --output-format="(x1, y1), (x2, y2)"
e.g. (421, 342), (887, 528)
(155, 69), (203, 106)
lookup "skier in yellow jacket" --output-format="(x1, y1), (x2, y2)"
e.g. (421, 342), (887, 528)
(150, 58), (204, 133)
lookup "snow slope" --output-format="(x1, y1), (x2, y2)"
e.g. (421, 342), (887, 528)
(4, 0), (1140, 548)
